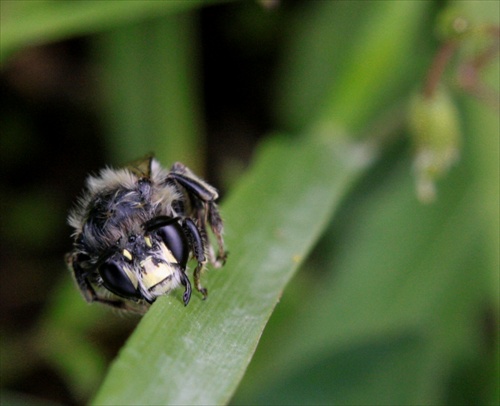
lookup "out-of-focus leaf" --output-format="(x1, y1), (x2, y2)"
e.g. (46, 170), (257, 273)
(274, 0), (431, 133)
(0, 0), (217, 62)
(96, 13), (204, 170)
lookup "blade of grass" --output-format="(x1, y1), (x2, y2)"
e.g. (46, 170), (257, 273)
(92, 132), (378, 405)
(234, 148), (493, 404)
(274, 0), (431, 133)
(96, 12), (204, 170)
(319, 0), (430, 133)
(0, 0), (219, 63)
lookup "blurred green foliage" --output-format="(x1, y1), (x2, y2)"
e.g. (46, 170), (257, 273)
(0, 0), (498, 405)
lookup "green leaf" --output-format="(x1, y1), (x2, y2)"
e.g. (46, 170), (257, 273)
(95, 13), (205, 171)
(234, 144), (496, 405)
(320, 0), (430, 132)
(0, 0), (218, 63)
(92, 133), (377, 405)
(274, 0), (431, 133)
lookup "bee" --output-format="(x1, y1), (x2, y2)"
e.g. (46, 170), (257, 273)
(66, 157), (227, 313)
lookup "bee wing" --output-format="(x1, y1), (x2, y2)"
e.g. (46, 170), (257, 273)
(126, 155), (154, 179)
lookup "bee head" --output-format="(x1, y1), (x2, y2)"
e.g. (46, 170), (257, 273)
(97, 219), (190, 302)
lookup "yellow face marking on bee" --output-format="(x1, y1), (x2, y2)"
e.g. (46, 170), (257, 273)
(123, 265), (139, 289)
(141, 257), (175, 290)
(122, 249), (133, 261)
(144, 236), (153, 248)
(159, 242), (178, 264)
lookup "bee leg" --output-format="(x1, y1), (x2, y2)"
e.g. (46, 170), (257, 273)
(179, 271), (192, 306)
(206, 201), (227, 267)
(167, 165), (227, 266)
(182, 218), (208, 299)
(169, 163), (218, 201)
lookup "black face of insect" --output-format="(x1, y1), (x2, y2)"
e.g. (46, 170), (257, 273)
(66, 157), (227, 313)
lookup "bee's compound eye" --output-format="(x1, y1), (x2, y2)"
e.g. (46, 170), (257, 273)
(99, 260), (141, 299)
(157, 222), (189, 267)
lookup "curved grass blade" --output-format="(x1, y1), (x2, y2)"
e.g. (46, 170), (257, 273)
(0, 0), (218, 62)
(92, 134), (377, 405)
